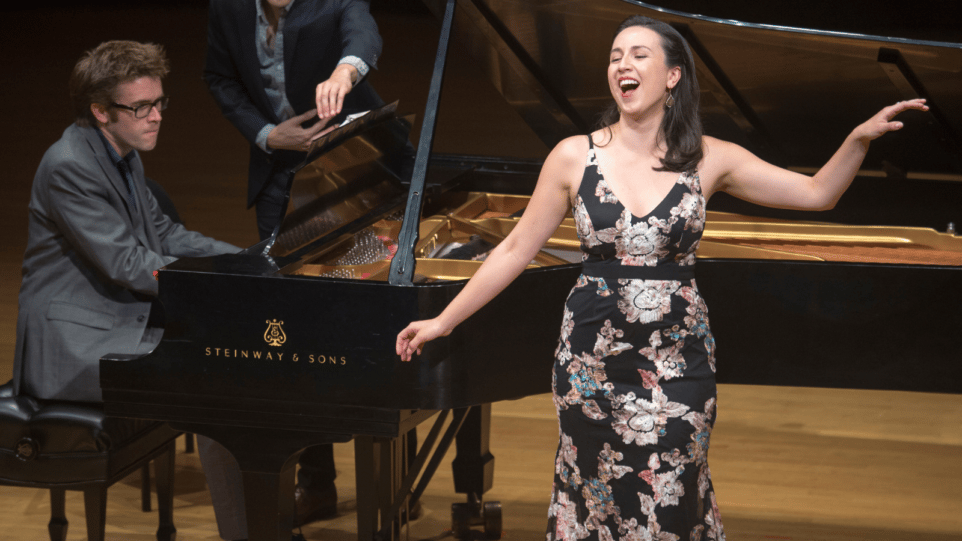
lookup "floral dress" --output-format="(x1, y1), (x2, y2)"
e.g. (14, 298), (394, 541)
(547, 137), (725, 541)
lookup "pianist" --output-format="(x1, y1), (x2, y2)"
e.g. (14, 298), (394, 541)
(11, 39), (243, 536)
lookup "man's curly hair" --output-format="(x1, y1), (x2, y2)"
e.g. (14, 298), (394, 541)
(69, 40), (169, 127)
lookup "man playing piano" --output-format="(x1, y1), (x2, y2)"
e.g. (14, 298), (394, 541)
(10, 39), (246, 539)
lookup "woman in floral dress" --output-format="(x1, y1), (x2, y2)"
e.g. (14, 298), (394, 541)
(396, 15), (926, 541)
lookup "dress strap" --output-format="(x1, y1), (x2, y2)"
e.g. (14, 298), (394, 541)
(581, 261), (696, 281)
(578, 134), (602, 200)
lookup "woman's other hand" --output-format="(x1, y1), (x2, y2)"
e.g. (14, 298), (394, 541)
(395, 318), (451, 362)
(853, 98), (928, 144)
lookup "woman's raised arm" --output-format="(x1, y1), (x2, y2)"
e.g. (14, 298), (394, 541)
(704, 99), (928, 210)
(395, 136), (586, 362)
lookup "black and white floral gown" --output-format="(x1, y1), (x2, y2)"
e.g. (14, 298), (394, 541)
(547, 137), (725, 541)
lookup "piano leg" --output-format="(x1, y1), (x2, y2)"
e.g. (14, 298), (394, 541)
(240, 462), (299, 541)
(355, 436), (407, 539)
(353, 411), (461, 540)
(179, 423), (349, 541)
(449, 405), (502, 538)
(451, 404), (494, 498)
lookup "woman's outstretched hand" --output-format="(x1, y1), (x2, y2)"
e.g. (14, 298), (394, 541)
(396, 319), (452, 362)
(853, 99), (928, 143)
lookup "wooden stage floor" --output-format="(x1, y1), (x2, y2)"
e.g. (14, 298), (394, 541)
(1, 388), (960, 541)
(0, 3), (960, 540)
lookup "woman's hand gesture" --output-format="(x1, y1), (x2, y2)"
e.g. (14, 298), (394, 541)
(396, 318), (452, 362)
(852, 98), (928, 144)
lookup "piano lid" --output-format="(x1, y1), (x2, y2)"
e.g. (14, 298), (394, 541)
(263, 101), (415, 261)
(418, 0), (962, 179)
(242, 0), (960, 279)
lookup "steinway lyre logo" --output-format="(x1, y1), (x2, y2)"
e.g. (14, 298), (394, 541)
(264, 319), (287, 347)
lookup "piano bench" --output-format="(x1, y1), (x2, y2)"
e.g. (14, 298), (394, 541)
(0, 381), (179, 541)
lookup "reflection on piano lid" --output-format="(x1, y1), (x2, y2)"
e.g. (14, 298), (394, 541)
(624, 0), (960, 42)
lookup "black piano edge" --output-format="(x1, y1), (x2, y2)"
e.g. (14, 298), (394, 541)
(100, 387), (437, 439)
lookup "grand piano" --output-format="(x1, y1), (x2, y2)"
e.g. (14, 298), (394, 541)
(101, 1), (962, 540)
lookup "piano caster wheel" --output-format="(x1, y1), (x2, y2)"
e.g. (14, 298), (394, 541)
(482, 501), (502, 539)
(451, 500), (502, 539)
(451, 503), (472, 538)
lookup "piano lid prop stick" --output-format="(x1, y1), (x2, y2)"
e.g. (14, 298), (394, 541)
(390, 0), (457, 286)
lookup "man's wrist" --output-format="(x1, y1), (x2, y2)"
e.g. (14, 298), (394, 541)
(334, 63), (358, 86)
(257, 123), (277, 153)
(337, 56), (369, 86)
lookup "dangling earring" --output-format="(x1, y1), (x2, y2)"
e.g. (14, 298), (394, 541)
(665, 89), (675, 109)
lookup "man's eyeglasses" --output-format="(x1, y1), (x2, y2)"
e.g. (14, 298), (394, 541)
(110, 96), (169, 119)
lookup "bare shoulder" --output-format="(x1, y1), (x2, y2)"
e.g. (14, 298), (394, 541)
(703, 135), (756, 162)
(546, 135), (589, 176)
(537, 135), (590, 197)
(698, 136), (741, 195)
(550, 135), (590, 165)
(701, 135), (739, 162)
(699, 136), (752, 178)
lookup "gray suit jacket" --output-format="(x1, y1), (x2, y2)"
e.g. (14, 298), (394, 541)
(12, 123), (238, 402)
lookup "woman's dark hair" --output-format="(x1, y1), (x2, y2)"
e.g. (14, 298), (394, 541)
(597, 15), (703, 173)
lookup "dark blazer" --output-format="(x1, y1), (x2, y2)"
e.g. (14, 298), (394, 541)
(12, 124), (238, 402)
(204, 0), (384, 206)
